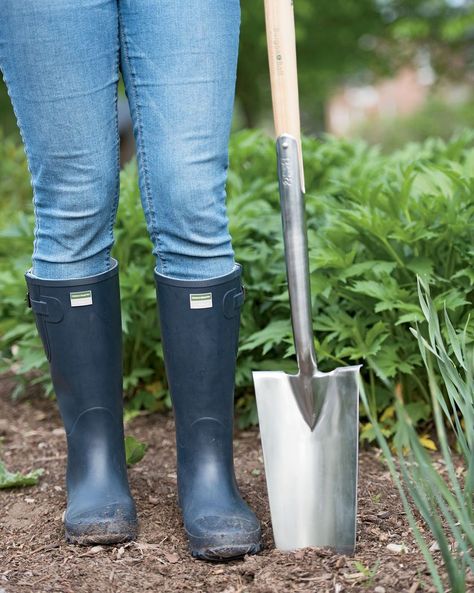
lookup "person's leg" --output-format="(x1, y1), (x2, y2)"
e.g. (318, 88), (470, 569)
(119, 0), (261, 559)
(1, 0), (137, 544)
(118, 0), (238, 280)
(0, 0), (121, 279)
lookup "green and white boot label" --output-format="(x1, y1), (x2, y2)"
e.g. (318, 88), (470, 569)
(189, 292), (213, 309)
(70, 290), (93, 307)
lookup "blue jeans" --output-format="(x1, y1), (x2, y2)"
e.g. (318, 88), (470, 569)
(0, 0), (240, 280)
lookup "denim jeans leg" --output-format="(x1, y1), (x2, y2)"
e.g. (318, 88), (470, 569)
(0, 0), (121, 280)
(118, 0), (241, 280)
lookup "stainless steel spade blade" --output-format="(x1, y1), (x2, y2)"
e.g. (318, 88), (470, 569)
(253, 135), (361, 553)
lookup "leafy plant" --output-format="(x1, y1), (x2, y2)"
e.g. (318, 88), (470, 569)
(0, 129), (31, 223)
(124, 435), (148, 466)
(1, 128), (473, 438)
(0, 158), (166, 409)
(352, 559), (380, 588)
(0, 458), (44, 489)
(111, 159), (166, 405)
(228, 128), (473, 438)
(360, 278), (474, 593)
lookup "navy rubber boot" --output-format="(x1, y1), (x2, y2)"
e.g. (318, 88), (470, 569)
(154, 263), (262, 561)
(25, 259), (137, 545)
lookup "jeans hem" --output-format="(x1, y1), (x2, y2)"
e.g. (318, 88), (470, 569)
(25, 258), (119, 286)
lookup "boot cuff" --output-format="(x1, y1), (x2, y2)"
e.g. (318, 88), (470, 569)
(25, 258), (119, 287)
(154, 262), (242, 288)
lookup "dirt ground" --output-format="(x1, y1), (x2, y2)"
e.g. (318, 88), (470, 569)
(0, 380), (453, 593)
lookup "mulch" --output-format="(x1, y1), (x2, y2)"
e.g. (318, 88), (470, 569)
(0, 378), (452, 593)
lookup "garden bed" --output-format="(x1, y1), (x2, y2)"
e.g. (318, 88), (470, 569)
(0, 382), (450, 593)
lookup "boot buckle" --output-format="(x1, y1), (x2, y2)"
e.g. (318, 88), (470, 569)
(29, 295), (64, 323)
(223, 286), (245, 318)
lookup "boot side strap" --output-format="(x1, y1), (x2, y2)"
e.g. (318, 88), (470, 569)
(223, 286), (245, 319)
(29, 295), (64, 323)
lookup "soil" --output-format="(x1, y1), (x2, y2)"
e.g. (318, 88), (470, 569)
(0, 380), (455, 593)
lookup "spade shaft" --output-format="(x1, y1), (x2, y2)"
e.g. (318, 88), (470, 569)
(277, 135), (318, 423)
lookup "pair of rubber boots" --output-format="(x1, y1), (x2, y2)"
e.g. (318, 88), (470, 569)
(25, 259), (262, 560)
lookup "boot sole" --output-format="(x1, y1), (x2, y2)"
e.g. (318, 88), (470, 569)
(65, 530), (137, 546)
(65, 521), (138, 546)
(191, 541), (263, 561)
(187, 527), (263, 561)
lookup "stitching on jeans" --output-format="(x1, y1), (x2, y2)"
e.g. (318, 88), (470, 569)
(0, 68), (39, 272)
(104, 22), (122, 272)
(117, 7), (167, 274)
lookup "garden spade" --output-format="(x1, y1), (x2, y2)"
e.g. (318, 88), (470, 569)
(253, 0), (361, 554)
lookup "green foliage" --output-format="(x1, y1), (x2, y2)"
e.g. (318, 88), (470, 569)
(389, 0), (474, 79)
(0, 157), (167, 409)
(351, 559), (380, 588)
(0, 457), (44, 489)
(0, 129), (473, 439)
(0, 129), (32, 223)
(111, 160), (167, 406)
(124, 435), (148, 466)
(360, 279), (474, 593)
(227, 128), (473, 438)
(237, 0), (474, 129)
(237, 0), (387, 128)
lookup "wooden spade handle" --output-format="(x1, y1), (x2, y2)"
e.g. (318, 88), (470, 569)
(264, 0), (305, 192)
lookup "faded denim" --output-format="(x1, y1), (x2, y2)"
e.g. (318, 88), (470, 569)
(0, 0), (240, 280)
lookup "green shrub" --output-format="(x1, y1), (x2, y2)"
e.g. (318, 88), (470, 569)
(0, 130), (32, 227)
(1, 129), (473, 438)
(0, 158), (167, 407)
(361, 279), (474, 593)
(228, 129), (474, 434)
